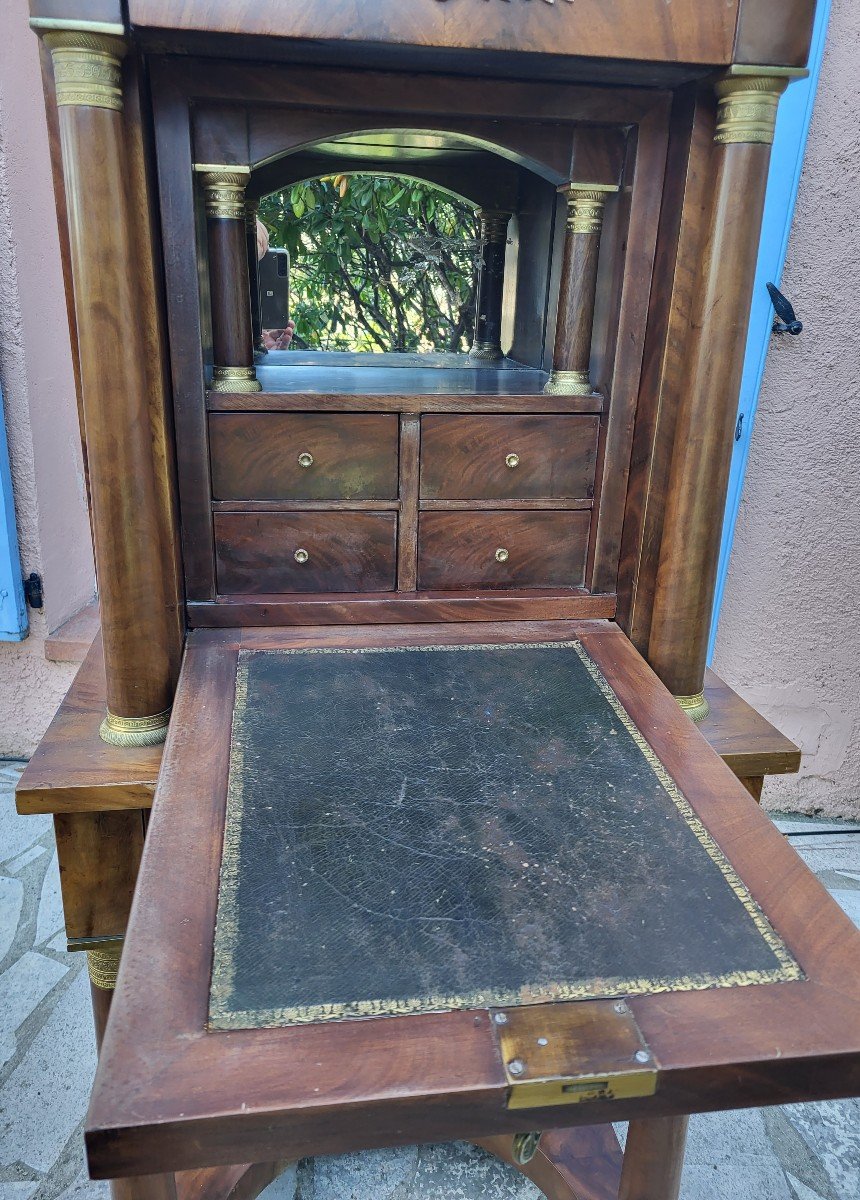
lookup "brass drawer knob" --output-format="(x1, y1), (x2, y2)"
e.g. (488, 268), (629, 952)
(298, 452), (314, 468)
(505, 453), (520, 469)
(495, 547), (509, 563)
(294, 548), (309, 564)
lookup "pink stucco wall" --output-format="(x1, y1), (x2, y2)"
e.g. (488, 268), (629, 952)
(0, 0), (95, 756)
(712, 0), (860, 820)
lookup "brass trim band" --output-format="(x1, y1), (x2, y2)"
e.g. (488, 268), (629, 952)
(211, 366), (263, 393)
(99, 707), (171, 747)
(675, 691), (710, 723)
(714, 67), (808, 146)
(469, 339), (504, 361)
(87, 946), (122, 991)
(476, 210), (511, 246)
(544, 368), (592, 396)
(43, 31), (125, 112)
(561, 183), (619, 235)
(196, 165), (252, 220)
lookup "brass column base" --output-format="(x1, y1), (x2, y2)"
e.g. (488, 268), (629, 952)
(87, 945), (122, 990)
(211, 365), (262, 393)
(543, 368), (592, 395)
(675, 691), (710, 723)
(99, 707), (171, 747)
(469, 341), (504, 361)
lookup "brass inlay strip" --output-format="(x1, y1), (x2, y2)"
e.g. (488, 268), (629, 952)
(210, 640), (801, 1028)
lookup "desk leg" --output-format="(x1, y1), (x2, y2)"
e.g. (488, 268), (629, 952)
(476, 1124), (623, 1200)
(88, 951), (179, 1200)
(618, 1116), (689, 1200)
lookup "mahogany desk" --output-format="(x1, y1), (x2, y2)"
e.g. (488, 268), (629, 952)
(18, 1), (859, 1197)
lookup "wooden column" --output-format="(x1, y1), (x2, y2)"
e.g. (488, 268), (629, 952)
(469, 210), (511, 361)
(647, 68), (803, 722)
(619, 1116), (689, 1200)
(87, 948), (179, 1200)
(245, 198), (265, 356)
(545, 183), (618, 395)
(41, 28), (182, 748)
(196, 165), (261, 393)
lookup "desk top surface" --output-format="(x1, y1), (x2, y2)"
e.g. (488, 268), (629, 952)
(210, 639), (798, 1031)
(85, 621), (860, 1180)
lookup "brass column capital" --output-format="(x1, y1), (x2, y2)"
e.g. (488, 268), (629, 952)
(196, 164), (252, 220)
(560, 182), (619, 235)
(41, 29), (126, 112)
(476, 210), (511, 245)
(714, 66), (808, 146)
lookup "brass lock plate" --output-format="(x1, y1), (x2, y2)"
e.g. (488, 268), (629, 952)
(491, 998), (658, 1110)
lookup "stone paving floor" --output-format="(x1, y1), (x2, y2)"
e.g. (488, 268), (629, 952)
(1, 759), (859, 1200)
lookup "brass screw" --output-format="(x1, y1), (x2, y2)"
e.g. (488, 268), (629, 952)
(495, 547), (509, 563)
(298, 452), (314, 468)
(505, 453), (520, 469)
(294, 548), (309, 564)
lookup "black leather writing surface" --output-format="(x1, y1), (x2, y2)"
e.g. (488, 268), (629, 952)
(209, 642), (800, 1028)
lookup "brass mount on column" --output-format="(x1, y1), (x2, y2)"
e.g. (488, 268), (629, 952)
(40, 27), (126, 111)
(714, 65), (806, 146)
(196, 163), (262, 393)
(544, 182), (618, 396)
(469, 210), (511, 361)
(87, 945), (123, 991)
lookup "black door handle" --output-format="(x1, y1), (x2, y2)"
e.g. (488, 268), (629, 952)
(766, 282), (803, 335)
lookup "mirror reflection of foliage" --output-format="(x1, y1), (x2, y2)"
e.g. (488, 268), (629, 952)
(259, 175), (480, 353)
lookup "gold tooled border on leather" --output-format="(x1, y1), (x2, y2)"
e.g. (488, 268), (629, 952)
(209, 641), (802, 1029)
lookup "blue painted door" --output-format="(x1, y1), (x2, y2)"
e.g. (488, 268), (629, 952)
(708, 0), (831, 660)
(0, 384), (27, 641)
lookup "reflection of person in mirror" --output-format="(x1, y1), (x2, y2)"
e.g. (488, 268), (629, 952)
(256, 218), (296, 350)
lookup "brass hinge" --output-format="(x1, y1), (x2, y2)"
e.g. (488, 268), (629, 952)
(491, 998), (658, 1110)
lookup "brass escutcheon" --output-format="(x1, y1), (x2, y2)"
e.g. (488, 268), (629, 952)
(505, 453), (520, 469)
(294, 548), (309, 564)
(495, 547), (509, 563)
(298, 452), (314, 468)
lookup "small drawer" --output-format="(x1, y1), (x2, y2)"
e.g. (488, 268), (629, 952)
(417, 510), (590, 590)
(419, 415), (599, 500)
(209, 413), (399, 500)
(215, 512), (397, 594)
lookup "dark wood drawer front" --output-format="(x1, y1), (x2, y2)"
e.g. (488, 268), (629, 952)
(215, 512), (397, 594)
(209, 414), (399, 500)
(419, 415), (599, 500)
(417, 510), (590, 590)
